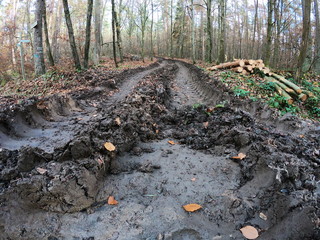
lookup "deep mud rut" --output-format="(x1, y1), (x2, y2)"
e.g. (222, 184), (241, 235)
(0, 59), (319, 240)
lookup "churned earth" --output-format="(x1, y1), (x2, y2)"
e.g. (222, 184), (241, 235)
(0, 59), (319, 240)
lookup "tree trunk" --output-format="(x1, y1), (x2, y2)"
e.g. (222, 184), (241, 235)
(252, 0), (258, 59)
(150, 1), (154, 61)
(94, 0), (102, 65)
(296, 0), (311, 81)
(62, 0), (81, 70)
(52, 0), (62, 62)
(84, 0), (93, 69)
(206, 0), (213, 63)
(218, 0), (226, 63)
(115, 11), (124, 63)
(191, 0), (195, 63)
(313, 0), (320, 73)
(43, 0), (54, 67)
(111, 0), (118, 67)
(34, 0), (46, 75)
(264, 0), (274, 66)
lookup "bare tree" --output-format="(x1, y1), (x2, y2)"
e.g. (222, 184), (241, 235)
(264, 0), (274, 66)
(94, 0), (102, 65)
(296, 0), (311, 81)
(218, 0), (226, 63)
(62, 0), (82, 70)
(43, 0), (54, 67)
(84, 0), (93, 69)
(34, 0), (46, 75)
(313, 0), (320, 73)
(112, 0), (118, 67)
(204, 0), (213, 63)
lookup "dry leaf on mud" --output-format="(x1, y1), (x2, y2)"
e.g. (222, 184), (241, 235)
(231, 152), (246, 160)
(104, 142), (116, 151)
(115, 117), (121, 126)
(36, 167), (47, 175)
(168, 140), (176, 145)
(203, 122), (209, 128)
(108, 196), (118, 205)
(183, 204), (202, 212)
(259, 212), (267, 221)
(239, 225), (259, 239)
(191, 178), (196, 181)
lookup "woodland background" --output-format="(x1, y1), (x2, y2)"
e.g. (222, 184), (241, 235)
(0, 0), (318, 83)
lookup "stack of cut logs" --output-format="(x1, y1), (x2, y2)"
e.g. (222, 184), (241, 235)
(207, 59), (270, 75)
(207, 59), (315, 104)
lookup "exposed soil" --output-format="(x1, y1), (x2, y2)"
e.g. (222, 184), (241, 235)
(0, 59), (319, 240)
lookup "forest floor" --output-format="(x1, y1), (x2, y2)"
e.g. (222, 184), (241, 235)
(0, 58), (319, 240)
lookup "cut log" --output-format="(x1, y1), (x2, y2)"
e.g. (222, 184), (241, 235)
(243, 65), (254, 72)
(243, 59), (256, 65)
(298, 93), (308, 101)
(302, 90), (315, 98)
(241, 70), (250, 75)
(261, 68), (270, 75)
(265, 76), (294, 104)
(207, 60), (245, 71)
(256, 59), (264, 64)
(271, 73), (302, 94)
(232, 67), (243, 73)
(265, 76), (296, 94)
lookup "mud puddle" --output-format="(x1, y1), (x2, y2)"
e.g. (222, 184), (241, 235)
(0, 59), (319, 239)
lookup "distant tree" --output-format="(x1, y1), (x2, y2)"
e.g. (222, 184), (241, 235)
(111, 0), (118, 67)
(296, 0), (311, 81)
(264, 0), (274, 66)
(218, 0), (226, 63)
(42, 0), (54, 67)
(94, 0), (102, 65)
(62, 0), (82, 70)
(84, 0), (93, 69)
(204, 0), (213, 63)
(313, 0), (320, 73)
(34, 0), (46, 75)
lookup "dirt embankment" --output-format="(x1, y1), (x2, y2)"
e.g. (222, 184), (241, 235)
(0, 59), (319, 239)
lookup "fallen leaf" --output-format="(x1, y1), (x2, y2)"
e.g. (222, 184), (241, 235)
(191, 178), (196, 181)
(183, 203), (202, 212)
(259, 212), (267, 221)
(36, 167), (47, 175)
(115, 117), (121, 126)
(104, 142), (116, 151)
(155, 129), (159, 134)
(299, 134), (304, 138)
(231, 152), (246, 160)
(240, 225), (259, 239)
(108, 196), (118, 205)
(203, 122), (209, 128)
(168, 140), (176, 145)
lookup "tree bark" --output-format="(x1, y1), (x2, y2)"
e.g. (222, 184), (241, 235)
(34, 0), (46, 75)
(191, 0), (195, 64)
(115, 10), (124, 63)
(296, 0), (311, 81)
(111, 0), (118, 67)
(62, 0), (81, 70)
(205, 0), (213, 63)
(84, 0), (93, 69)
(94, 0), (102, 65)
(52, 0), (62, 62)
(264, 0), (274, 66)
(218, 0), (226, 63)
(42, 0), (54, 67)
(313, 0), (320, 73)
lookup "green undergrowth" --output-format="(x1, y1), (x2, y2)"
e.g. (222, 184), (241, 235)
(211, 70), (320, 121)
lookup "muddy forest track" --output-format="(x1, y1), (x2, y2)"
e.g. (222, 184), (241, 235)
(0, 59), (319, 240)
